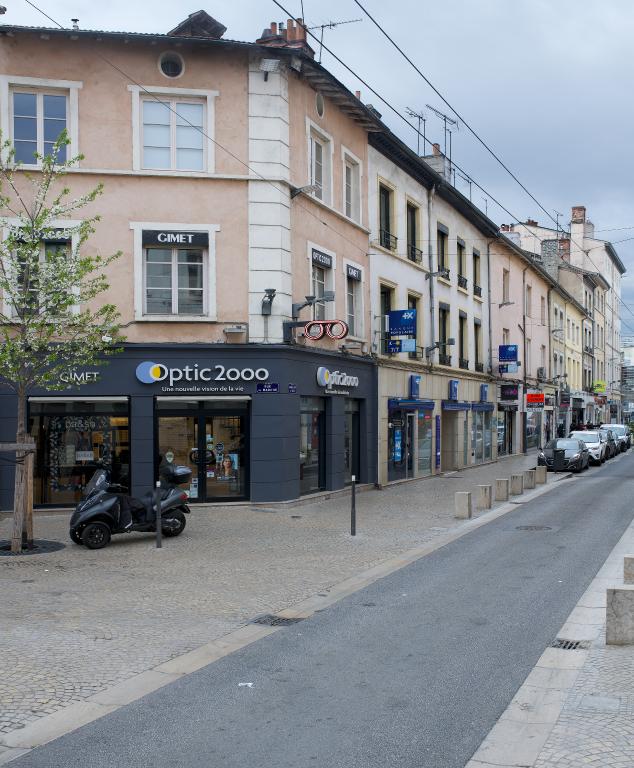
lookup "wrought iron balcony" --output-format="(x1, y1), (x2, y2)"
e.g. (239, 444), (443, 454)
(458, 274), (468, 289)
(439, 353), (452, 366)
(473, 284), (482, 297)
(408, 244), (424, 263)
(380, 229), (397, 251)
(475, 362), (484, 372)
(438, 267), (450, 281)
(459, 358), (469, 370)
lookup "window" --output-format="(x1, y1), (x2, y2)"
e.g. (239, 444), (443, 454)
(345, 264), (363, 337)
(553, 352), (558, 376)
(380, 285), (393, 354)
(343, 153), (360, 222)
(437, 226), (448, 272)
(541, 345), (546, 369)
(379, 184), (396, 250)
(309, 128), (332, 204)
(439, 305), (450, 365)
(457, 239), (466, 278)
(142, 98), (204, 171)
(502, 328), (510, 346)
(407, 294), (419, 359)
(525, 284), (532, 317)
(159, 52), (184, 79)
(312, 264), (326, 321)
(407, 203), (421, 262)
(12, 90), (67, 164)
(541, 296), (546, 325)
(145, 246), (204, 315)
(459, 313), (468, 368)
(473, 250), (481, 296)
(526, 338), (531, 376)
(502, 269), (510, 303)
(567, 318), (571, 339)
(474, 320), (482, 369)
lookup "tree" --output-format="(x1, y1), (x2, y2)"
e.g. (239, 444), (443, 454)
(0, 133), (124, 553)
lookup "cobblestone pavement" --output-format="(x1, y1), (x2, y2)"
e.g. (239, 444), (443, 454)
(0, 453), (545, 737)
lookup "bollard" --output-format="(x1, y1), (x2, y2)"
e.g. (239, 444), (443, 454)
(154, 481), (162, 549)
(535, 465), (547, 485)
(510, 474), (524, 496)
(495, 478), (509, 502)
(455, 491), (473, 519)
(606, 586), (634, 645)
(477, 484), (492, 510)
(624, 556), (634, 585)
(350, 474), (356, 536)
(523, 469), (536, 489)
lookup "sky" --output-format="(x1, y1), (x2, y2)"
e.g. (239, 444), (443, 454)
(5, 0), (634, 332)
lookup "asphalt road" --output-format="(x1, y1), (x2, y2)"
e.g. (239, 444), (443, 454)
(14, 453), (634, 768)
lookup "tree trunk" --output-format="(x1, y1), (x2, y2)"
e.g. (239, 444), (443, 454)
(11, 387), (28, 554)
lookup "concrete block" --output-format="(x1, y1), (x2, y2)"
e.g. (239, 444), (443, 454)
(606, 586), (634, 645)
(495, 478), (509, 501)
(455, 491), (473, 519)
(524, 470), (536, 489)
(535, 465), (547, 484)
(477, 484), (492, 510)
(510, 474), (524, 496)
(624, 556), (634, 585)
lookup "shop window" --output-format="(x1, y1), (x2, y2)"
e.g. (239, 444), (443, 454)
(145, 246), (205, 315)
(12, 89), (68, 164)
(142, 98), (204, 171)
(300, 397), (325, 494)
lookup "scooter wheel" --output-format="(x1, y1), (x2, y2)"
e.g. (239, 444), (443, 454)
(162, 510), (186, 537)
(81, 522), (111, 550)
(70, 528), (83, 545)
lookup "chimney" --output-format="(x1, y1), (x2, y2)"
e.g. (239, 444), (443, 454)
(432, 142), (441, 156)
(355, 90), (361, 99)
(526, 218), (538, 227)
(571, 205), (586, 224)
(500, 224), (510, 232)
(558, 237), (571, 261)
(256, 18), (314, 57)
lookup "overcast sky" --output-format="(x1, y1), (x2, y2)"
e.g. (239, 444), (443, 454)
(6, 0), (634, 331)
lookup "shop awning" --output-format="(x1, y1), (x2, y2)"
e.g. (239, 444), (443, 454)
(471, 402), (494, 412)
(441, 400), (471, 411)
(388, 398), (435, 411)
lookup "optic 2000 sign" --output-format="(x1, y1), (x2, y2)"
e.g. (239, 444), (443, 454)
(135, 361), (270, 387)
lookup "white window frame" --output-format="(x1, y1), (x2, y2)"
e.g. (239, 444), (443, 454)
(306, 241), (336, 322)
(1, 217), (81, 318)
(130, 221), (220, 321)
(306, 118), (334, 206)
(128, 85), (218, 174)
(343, 257), (365, 339)
(144, 246), (207, 317)
(0, 75), (82, 165)
(341, 145), (362, 224)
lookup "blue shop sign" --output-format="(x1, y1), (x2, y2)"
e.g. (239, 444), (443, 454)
(499, 344), (518, 362)
(449, 379), (459, 400)
(393, 428), (402, 461)
(409, 374), (421, 399)
(388, 309), (417, 337)
(480, 383), (488, 402)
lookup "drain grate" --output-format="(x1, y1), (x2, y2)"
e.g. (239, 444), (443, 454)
(515, 525), (552, 531)
(551, 637), (589, 651)
(251, 614), (305, 627)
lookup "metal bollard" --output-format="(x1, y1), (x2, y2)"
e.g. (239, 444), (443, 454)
(155, 481), (162, 549)
(350, 474), (356, 536)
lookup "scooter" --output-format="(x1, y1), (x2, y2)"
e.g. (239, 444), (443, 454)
(69, 464), (192, 549)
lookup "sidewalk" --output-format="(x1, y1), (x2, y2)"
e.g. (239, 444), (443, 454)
(467, 478), (634, 767)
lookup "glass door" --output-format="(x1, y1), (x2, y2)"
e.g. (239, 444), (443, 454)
(204, 415), (247, 499)
(158, 415), (199, 500)
(300, 400), (325, 495)
(417, 411), (432, 476)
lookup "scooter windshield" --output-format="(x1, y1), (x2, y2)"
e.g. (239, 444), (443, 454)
(83, 468), (108, 497)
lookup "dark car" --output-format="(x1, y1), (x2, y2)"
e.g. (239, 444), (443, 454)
(538, 438), (590, 472)
(607, 424), (630, 452)
(598, 428), (618, 458)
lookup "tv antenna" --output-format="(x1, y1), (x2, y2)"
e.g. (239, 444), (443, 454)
(405, 107), (427, 155)
(308, 18), (362, 63)
(426, 104), (458, 165)
(457, 171), (473, 200)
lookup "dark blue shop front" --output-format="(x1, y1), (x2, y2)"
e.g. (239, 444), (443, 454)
(0, 345), (377, 508)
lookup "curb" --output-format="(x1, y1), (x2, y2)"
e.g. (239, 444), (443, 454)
(0, 467), (581, 764)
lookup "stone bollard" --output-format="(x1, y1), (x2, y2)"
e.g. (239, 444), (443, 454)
(624, 556), (634, 585)
(524, 469), (536, 489)
(606, 586), (634, 645)
(455, 491), (473, 519)
(510, 474), (524, 496)
(477, 484), (492, 510)
(495, 478), (509, 502)
(535, 465), (547, 484)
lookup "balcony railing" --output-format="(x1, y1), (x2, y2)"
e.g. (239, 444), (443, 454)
(473, 284), (482, 297)
(380, 229), (397, 251)
(408, 244), (424, 263)
(459, 358), (469, 370)
(584, 345), (594, 354)
(458, 274), (468, 289)
(439, 352), (452, 366)
(475, 362), (484, 372)
(438, 267), (450, 281)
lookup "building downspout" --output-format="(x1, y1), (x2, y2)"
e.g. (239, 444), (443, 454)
(522, 267), (528, 454)
(486, 240), (493, 377)
(427, 185), (437, 356)
(547, 286), (553, 441)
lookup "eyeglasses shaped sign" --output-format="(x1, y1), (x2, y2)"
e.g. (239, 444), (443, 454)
(304, 320), (349, 340)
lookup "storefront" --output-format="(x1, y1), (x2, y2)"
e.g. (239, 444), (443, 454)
(497, 383), (519, 456)
(0, 345), (377, 508)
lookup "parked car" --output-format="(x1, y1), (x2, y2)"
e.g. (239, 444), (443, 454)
(598, 428), (618, 458)
(606, 424), (630, 452)
(538, 438), (590, 472)
(569, 431), (605, 465)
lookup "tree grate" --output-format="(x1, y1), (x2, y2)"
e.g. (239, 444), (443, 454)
(551, 637), (589, 651)
(0, 539), (66, 557)
(251, 614), (305, 627)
